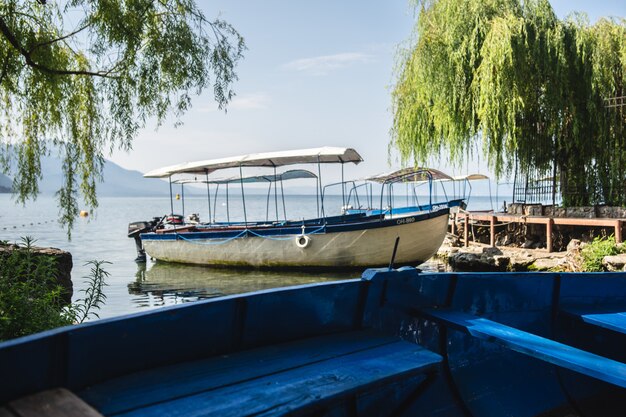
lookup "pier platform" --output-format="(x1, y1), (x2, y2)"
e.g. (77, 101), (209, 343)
(453, 211), (624, 252)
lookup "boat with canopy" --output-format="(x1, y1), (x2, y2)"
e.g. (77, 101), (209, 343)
(342, 167), (467, 217)
(128, 147), (451, 269)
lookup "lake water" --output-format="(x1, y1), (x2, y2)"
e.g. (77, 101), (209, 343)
(0, 193), (496, 319)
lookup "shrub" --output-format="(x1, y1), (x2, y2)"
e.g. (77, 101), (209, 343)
(580, 236), (625, 272)
(0, 237), (108, 341)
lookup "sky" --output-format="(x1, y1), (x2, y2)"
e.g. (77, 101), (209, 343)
(109, 0), (626, 186)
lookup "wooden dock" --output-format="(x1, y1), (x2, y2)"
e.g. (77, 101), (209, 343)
(454, 212), (624, 252)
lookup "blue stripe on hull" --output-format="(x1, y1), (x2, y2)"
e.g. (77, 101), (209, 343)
(141, 207), (450, 241)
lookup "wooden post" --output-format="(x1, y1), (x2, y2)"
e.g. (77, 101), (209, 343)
(464, 214), (469, 247)
(546, 218), (553, 253)
(490, 216), (496, 247)
(616, 220), (623, 244)
(451, 213), (457, 235)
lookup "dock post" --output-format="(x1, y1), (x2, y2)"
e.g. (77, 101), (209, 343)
(546, 219), (553, 253)
(490, 216), (496, 247)
(451, 213), (456, 235)
(464, 214), (469, 247)
(616, 220), (623, 244)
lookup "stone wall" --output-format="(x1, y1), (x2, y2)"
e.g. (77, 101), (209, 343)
(0, 245), (73, 303)
(507, 203), (626, 219)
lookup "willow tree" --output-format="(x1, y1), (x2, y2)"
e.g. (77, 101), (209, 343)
(0, 0), (245, 233)
(392, 0), (626, 206)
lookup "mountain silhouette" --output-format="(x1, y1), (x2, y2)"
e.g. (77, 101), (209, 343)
(0, 154), (170, 196)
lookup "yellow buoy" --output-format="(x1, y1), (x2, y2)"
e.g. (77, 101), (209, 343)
(79, 210), (89, 218)
(175, 193), (181, 200)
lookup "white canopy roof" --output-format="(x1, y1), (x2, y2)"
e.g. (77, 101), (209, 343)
(172, 169), (317, 185)
(451, 173), (490, 181)
(144, 147), (363, 178)
(365, 167), (453, 184)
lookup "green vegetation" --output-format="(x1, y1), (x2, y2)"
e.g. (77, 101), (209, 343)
(0, 237), (108, 341)
(0, 1), (245, 234)
(392, 0), (625, 206)
(580, 236), (625, 272)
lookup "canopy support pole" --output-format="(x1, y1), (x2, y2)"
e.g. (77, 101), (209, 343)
(341, 162), (345, 211)
(280, 178), (287, 221)
(181, 183), (185, 217)
(317, 157), (324, 219)
(213, 184), (220, 223)
(226, 184), (230, 223)
(239, 164), (248, 227)
(205, 170), (212, 224)
(266, 182), (272, 222)
(316, 179), (319, 219)
(274, 166), (279, 222)
(168, 176), (174, 215)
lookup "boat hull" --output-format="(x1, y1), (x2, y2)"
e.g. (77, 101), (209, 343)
(141, 209), (449, 268)
(2, 269), (625, 417)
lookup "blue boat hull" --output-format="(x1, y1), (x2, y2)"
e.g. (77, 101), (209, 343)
(1, 269), (625, 416)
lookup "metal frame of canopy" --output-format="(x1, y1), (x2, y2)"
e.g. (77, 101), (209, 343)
(375, 168), (453, 218)
(145, 147), (363, 226)
(173, 170), (319, 224)
(343, 168), (454, 217)
(371, 171), (492, 212)
(447, 174), (492, 211)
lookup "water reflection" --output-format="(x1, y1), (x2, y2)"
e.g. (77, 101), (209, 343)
(128, 262), (362, 307)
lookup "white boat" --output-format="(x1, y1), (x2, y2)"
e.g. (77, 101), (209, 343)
(128, 147), (450, 269)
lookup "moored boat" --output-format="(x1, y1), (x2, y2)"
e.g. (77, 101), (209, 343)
(129, 147), (451, 268)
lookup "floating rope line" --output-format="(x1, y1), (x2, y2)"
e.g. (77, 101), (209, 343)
(173, 225), (327, 245)
(246, 225), (326, 241)
(175, 230), (248, 245)
(1, 219), (56, 231)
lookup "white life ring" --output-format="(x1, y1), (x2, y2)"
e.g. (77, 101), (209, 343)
(295, 234), (311, 248)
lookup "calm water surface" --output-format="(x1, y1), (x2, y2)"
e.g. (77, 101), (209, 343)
(0, 194), (494, 319)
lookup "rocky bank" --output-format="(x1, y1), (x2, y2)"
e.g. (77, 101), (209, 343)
(437, 234), (626, 272)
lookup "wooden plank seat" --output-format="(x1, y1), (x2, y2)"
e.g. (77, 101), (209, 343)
(2, 388), (103, 417)
(420, 308), (626, 388)
(78, 330), (441, 417)
(560, 307), (626, 335)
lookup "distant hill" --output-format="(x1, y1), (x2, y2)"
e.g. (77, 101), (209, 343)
(37, 154), (171, 197)
(0, 172), (12, 193)
(0, 154), (173, 197)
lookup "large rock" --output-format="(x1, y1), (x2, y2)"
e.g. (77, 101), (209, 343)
(566, 239), (582, 252)
(530, 257), (565, 271)
(0, 245), (72, 303)
(447, 250), (510, 271)
(602, 254), (626, 272)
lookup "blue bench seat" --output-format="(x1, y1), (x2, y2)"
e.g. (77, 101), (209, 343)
(79, 330), (441, 417)
(560, 307), (626, 335)
(420, 308), (626, 389)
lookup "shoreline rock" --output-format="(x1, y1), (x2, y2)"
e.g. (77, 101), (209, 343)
(437, 235), (568, 272)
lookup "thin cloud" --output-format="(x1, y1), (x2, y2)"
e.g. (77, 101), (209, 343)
(230, 93), (270, 110)
(197, 93), (270, 113)
(284, 52), (373, 75)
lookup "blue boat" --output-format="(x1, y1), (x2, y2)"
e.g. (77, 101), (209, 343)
(1, 268), (625, 416)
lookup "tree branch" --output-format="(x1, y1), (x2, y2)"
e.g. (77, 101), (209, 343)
(27, 22), (92, 54)
(0, 16), (117, 78)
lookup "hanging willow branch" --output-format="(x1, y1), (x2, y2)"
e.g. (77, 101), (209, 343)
(0, 0), (246, 236)
(392, 0), (626, 206)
